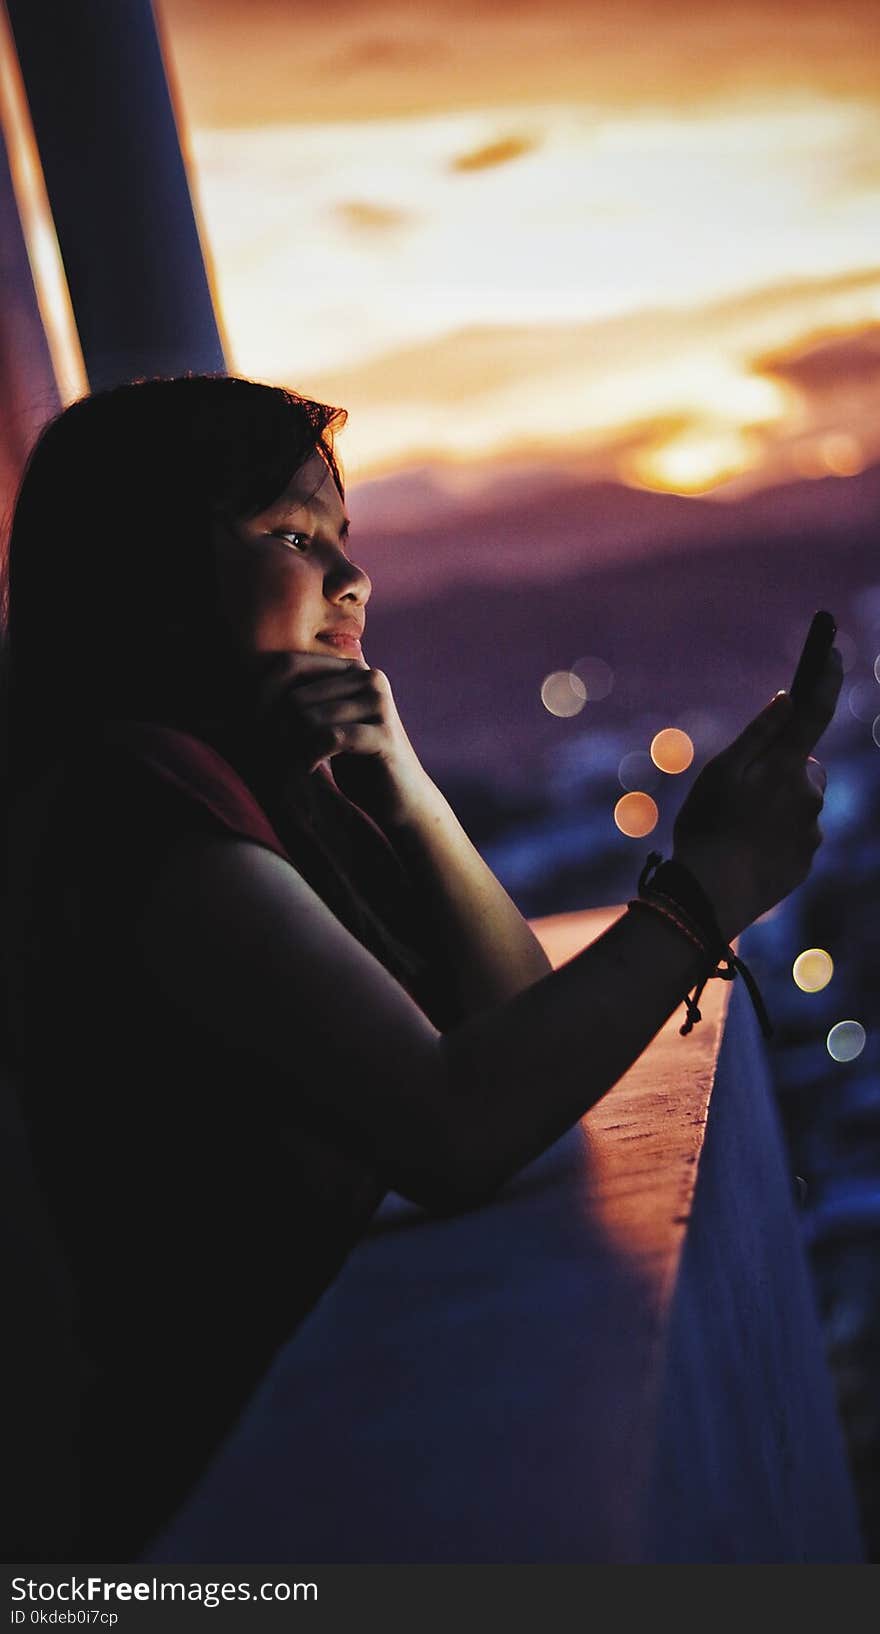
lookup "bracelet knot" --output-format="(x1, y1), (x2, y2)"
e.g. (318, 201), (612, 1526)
(630, 850), (773, 1040)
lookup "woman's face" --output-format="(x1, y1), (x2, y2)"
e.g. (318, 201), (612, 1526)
(213, 449), (371, 662)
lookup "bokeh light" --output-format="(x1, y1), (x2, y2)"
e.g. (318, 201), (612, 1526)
(650, 727), (695, 774)
(872, 715), (880, 749)
(826, 1021), (867, 1063)
(874, 653), (880, 685)
(618, 750), (660, 792)
(570, 655), (614, 702)
(614, 791), (659, 838)
(819, 432), (865, 478)
(541, 670), (587, 717)
(847, 682), (878, 724)
(792, 948), (834, 993)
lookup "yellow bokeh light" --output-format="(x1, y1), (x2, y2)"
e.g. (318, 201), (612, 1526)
(650, 728), (694, 774)
(614, 791), (659, 839)
(792, 948), (834, 993)
(540, 670), (587, 718)
(820, 432), (864, 478)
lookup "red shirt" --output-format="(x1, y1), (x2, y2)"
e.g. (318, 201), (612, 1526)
(6, 722), (428, 1558)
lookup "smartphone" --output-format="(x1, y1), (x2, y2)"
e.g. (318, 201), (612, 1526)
(789, 610), (837, 709)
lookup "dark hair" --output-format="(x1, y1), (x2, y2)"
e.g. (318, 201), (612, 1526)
(0, 374), (433, 1008)
(0, 373), (347, 773)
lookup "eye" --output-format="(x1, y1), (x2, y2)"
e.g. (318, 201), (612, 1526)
(271, 531), (310, 552)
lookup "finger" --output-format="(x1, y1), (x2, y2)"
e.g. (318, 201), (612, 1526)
(305, 726), (342, 772)
(778, 648), (844, 757)
(301, 695), (385, 727)
(285, 667), (391, 713)
(308, 722), (380, 770)
(282, 672), (376, 706)
(287, 655), (370, 688)
(805, 756), (827, 798)
(253, 648), (365, 687)
(247, 649), (367, 713)
(802, 785), (825, 821)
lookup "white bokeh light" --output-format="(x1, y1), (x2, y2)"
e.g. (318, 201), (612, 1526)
(847, 682), (878, 724)
(826, 1021), (866, 1063)
(541, 670), (587, 717)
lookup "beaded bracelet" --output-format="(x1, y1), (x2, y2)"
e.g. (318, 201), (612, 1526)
(629, 850), (773, 1040)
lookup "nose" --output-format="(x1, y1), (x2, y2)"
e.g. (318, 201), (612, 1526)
(325, 551), (371, 609)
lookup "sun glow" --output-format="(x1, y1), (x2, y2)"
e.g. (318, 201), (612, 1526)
(625, 429), (760, 495)
(162, 0), (880, 497)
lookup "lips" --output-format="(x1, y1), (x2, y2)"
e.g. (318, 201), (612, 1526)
(316, 625), (364, 656)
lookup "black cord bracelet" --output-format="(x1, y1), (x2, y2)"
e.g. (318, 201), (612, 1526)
(638, 850), (774, 1040)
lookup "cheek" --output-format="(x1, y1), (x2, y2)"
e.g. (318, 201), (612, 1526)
(245, 565), (316, 648)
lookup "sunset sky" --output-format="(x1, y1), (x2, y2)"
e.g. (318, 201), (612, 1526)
(157, 0), (880, 503)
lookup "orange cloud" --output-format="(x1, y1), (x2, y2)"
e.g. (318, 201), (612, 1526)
(157, 2), (880, 498)
(449, 134), (539, 173)
(158, 0), (880, 128)
(756, 325), (880, 394)
(333, 200), (414, 233)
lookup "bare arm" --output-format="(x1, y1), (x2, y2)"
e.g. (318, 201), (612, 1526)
(143, 657), (837, 1214)
(133, 831), (706, 1214)
(377, 775), (552, 1012)
(251, 653), (551, 1017)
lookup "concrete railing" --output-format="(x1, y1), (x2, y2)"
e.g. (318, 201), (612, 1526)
(145, 908), (864, 1564)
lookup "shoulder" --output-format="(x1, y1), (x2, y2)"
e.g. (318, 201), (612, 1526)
(4, 721), (292, 947)
(82, 719), (291, 863)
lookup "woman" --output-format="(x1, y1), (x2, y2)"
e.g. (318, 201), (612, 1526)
(0, 374), (840, 1560)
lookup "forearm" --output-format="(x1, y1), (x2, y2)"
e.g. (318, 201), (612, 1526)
(432, 901), (707, 1200)
(137, 834), (714, 1215)
(384, 777), (552, 1013)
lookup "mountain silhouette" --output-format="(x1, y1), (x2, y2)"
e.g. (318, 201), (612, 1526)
(353, 462), (880, 781)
